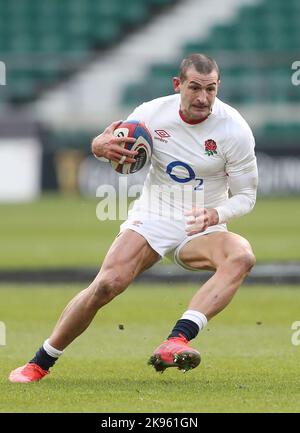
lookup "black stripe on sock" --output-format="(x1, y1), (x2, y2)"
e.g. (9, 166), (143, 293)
(29, 346), (58, 371)
(168, 318), (199, 341)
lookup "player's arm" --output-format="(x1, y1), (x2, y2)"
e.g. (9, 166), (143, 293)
(214, 162), (258, 224)
(214, 126), (258, 224)
(185, 165), (258, 236)
(91, 120), (138, 163)
(185, 125), (258, 235)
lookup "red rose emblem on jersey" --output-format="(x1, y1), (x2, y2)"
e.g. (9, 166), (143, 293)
(204, 139), (217, 156)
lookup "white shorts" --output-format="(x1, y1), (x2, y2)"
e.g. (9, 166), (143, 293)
(119, 213), (227, 271)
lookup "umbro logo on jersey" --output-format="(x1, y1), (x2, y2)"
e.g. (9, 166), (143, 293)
(155, 130), (171, 138)
(154, 129), (171, 143)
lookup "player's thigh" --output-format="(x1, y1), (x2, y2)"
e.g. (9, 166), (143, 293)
(179, 231), (255, 270)
(99, 228), (160, 280)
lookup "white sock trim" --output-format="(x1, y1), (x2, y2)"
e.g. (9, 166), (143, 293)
(181, 310), (208, 331)
(43, 339), (64, 358)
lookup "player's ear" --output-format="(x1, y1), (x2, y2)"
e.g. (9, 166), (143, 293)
(173, 77), (180, 93)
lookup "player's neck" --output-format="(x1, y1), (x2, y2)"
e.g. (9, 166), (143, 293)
(179, 109), (210, 125)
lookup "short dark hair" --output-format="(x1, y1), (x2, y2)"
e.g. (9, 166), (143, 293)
(179, 53), (220, 81)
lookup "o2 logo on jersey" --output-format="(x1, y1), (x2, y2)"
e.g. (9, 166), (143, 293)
(166, 161), (203, 190)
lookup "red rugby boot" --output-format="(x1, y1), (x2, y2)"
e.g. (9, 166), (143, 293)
(148, 335), (201, 373)
(9, 363), (49, 383)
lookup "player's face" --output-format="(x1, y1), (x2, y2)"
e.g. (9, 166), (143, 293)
(173, 67), (220, 121)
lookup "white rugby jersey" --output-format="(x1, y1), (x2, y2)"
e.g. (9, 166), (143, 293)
(126, 93), (258, 224)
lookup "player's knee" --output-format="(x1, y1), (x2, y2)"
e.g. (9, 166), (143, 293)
(238, 251), (256, 274)
(227, 250), (256, 277)
(92, 271), (127, 305)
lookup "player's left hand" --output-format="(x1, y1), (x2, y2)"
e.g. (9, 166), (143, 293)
(184, 207), (219, 236)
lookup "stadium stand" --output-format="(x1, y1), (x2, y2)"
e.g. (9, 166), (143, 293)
(0, 0), (178, 104)
(122, 0), (300, 107)
(0, 0), (299, 195)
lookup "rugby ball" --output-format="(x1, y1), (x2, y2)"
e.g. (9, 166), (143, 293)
(111, 120), (153, 174)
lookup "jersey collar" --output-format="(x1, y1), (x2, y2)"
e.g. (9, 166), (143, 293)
(179, 109), (211, 125)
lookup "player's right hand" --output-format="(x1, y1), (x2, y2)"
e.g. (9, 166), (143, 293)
(91, 120), (138, 163)
(184, 207), (219, 235)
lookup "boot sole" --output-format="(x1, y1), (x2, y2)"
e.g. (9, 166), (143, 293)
(148, 351), (201, 373)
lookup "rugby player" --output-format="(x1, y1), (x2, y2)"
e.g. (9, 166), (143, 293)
(9, 53), (258, 382)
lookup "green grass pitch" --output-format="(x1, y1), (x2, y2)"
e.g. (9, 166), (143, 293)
(0, 195), (300, 269)
(1, 284), (300, 413)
